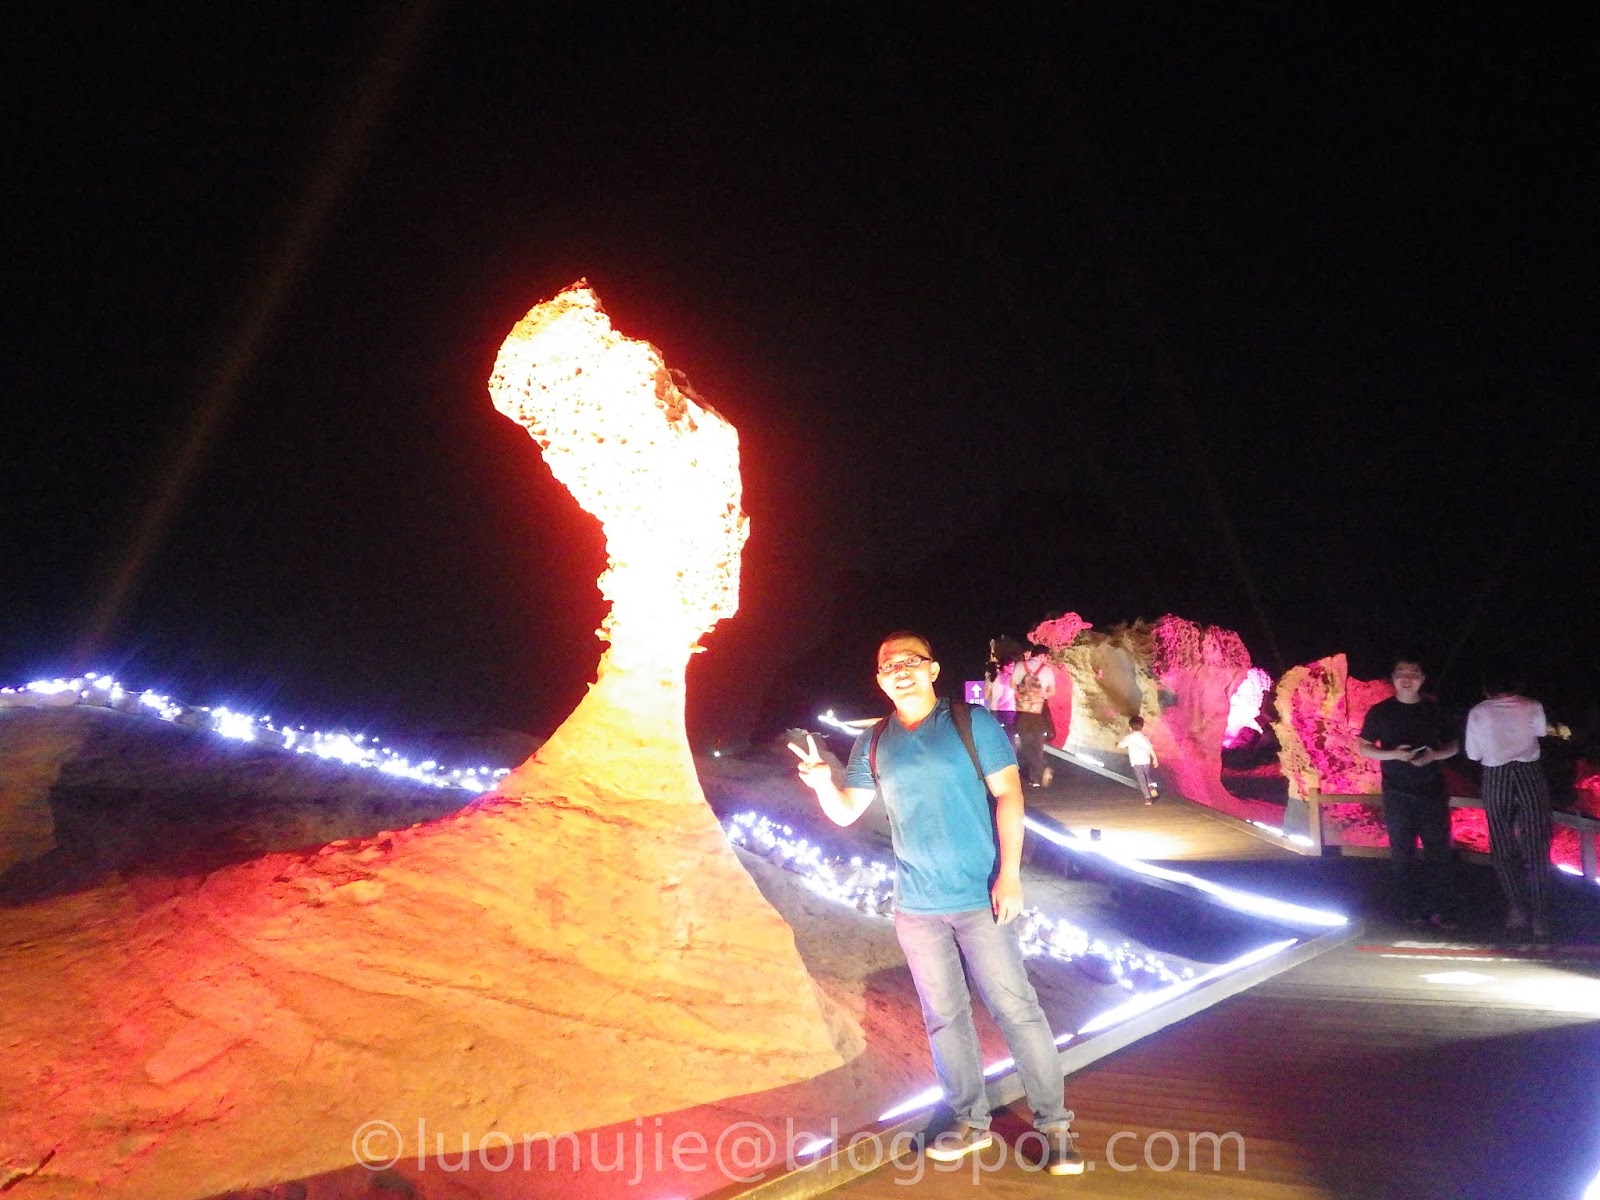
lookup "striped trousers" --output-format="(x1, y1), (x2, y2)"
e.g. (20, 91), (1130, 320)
(1481, 760), (1554, 921)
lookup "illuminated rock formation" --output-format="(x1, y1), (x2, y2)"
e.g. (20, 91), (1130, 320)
(1271, 653), (1390, 800)
(1029, 613), (1092, 654)
(1040, 614), (1270, 817)
(487, 282), (745, 773)
(1577, 758), (1600, 820)
(1143, 616), (1255, 811)
(1036, 618), (1148, 752)
(1223, 667), (1272, 749)
(0, 283), (842, 1199)
(478, 279), (841, 1084)
(1028, 612), (1092, 747)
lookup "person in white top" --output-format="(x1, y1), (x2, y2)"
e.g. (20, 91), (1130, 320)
(1464, 664), (1555, 938)
(1116, 715), (1160, 803)
(984, 648), (1020, 741)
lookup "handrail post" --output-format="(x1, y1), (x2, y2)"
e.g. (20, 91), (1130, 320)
(1305, 788), (1325, 855)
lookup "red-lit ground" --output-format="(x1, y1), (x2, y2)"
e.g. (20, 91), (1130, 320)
(0, 698), (864, 1198)
(0, 282), (864, 1199)
(0, 708), (1203, 1199)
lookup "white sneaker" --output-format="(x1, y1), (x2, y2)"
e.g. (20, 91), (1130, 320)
(925, 1124), (995, 1162)
(1043, 1126), (1084, 1175)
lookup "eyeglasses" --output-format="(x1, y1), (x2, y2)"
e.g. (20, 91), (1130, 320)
(877, 655), (932, 676)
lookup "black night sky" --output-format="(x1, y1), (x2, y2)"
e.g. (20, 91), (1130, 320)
(7, 6), (1599, 748)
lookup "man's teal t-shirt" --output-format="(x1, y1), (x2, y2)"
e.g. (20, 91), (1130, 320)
(842, 699), (1017, 914)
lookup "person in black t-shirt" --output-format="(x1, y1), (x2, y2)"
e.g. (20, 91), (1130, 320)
(1357, 658), (1460, 925)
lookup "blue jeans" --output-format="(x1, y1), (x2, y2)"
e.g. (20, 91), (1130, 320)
(894, 907), (1071, 1131)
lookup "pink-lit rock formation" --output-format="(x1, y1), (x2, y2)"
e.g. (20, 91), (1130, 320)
(1035, 614), (1273, 819)
(1270, 653), (1391, 800)
(1143, 616), (1255, 812)
(1577, 759), (1600, 820)
(1047, 620), (1156, 752)
(1028, 613), (1091, 747)
(1223, 667), (1272, 749)
(0, 284), (842, 1199)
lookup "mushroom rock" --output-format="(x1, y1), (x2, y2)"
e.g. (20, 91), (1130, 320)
(481, 280), (842, 1080)
(1033, 618), (1152, 752)
(1271, 653), (1391, 800)
(0, 283), (843, 1199)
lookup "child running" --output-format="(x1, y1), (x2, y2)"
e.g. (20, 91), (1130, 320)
(1117, 715), (1159, 803)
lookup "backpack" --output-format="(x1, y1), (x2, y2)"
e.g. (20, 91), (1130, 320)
(867, 699), (986, 787)
(1013, 661), (1048, 713)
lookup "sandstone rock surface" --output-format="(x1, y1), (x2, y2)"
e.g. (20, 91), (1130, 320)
(1143, 616), (1255, 812)
(1028, 613), (1092, 747)
(1042, 620), (1159, 754)
(1271, 653), (1391, 800)
(0, 284), (842, 1199)
(0, 713), (75, 873)
(1033, 614), (1281, 823)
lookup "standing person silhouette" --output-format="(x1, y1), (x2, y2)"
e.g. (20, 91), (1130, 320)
(1356, 657), (1460, 927)
(791, 632), (1082, 1174)
(1011, 645), (1058, 788)
(985, 643), (1020, 743)
(1465, 663), (1557, 939)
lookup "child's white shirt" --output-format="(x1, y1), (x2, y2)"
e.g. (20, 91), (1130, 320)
(1117, 730), (1155, 766)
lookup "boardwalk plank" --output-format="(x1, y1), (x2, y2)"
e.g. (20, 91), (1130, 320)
(825, 762), (1600, 1199)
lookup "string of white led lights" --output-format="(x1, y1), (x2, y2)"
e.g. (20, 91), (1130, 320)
(724, 811), (1194, 990)
(0, 674), (508, 792)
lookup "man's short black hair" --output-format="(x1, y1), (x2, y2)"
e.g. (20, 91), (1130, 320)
(878, 630), (935, 660)
(1129, 714), (1145, 730)
(1390, 655), (1426, 674)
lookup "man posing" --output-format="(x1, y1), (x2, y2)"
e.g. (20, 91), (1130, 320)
(793, 632), (1081, 1174)
(1356, 658), (1460, 926)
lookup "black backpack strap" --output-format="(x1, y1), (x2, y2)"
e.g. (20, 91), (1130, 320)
(870, 700), (987, 787)
(947, 698), (987, 783)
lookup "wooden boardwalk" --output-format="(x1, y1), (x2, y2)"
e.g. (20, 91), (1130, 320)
(826, 763), (1600, 1200)
(1029, 763), (1301, 863)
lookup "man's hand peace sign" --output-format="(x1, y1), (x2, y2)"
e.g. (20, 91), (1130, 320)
(789, 734), (832, 790)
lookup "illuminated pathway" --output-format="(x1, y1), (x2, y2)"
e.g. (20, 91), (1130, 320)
(1029, 770), (1305, 864)
(823, 760), (1600, 1199)
(4, 681), (1594, 1198)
